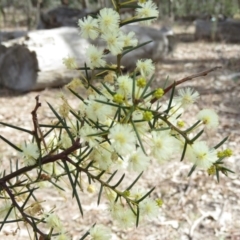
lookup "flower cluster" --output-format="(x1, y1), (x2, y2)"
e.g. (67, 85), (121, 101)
(43, 213), (71, 240)
(60, 77), (222, 172)
(59, 54), (231, 236)
(0, 1), (233, 240)
(57, 0), (232, 235)
(77, 1), (158, 69)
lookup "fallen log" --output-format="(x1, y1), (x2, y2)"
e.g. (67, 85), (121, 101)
(195, 19), (240, 42)
(38, 7), (91, 29)
(0, 30), (27, 42)
(1, 26), (175, 92)
(33, 69), (82, 91)
(0, 44), (38, 92)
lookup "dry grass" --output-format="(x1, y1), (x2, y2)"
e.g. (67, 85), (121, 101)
(0, 35), (240, 240)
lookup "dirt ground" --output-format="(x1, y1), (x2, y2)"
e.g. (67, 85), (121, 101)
(0, 30), (240, 240)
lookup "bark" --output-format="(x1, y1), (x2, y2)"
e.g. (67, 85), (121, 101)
(0, 26), (175, 92)
(0, 44), (38, 92)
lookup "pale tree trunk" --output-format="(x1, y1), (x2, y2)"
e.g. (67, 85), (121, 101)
(35, 0), (41, 29)
(26, 0), (33, 30)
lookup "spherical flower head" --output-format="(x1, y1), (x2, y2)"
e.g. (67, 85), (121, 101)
(109, 201), (123, 218)
(197, 109), (219, 129)
(87, 184), (96, 194)
(111, 156), (129, 171)
(134, 121), (149, 136)
(139, 198), (159, 220)
(27, 201), (43, 216)
(113, 93), (124, 104)
(136, 59), (155, 77)
(156, 198), (163, 207)
(85, 95), (114, 122)
(86, 45), (106, 69)
(119, 31), (138, 47)
(137, 77), (146, 88)
(45, 213), (63, 232)
(174, 88), (199, 108)
(98, 8), (120, 33)
(79, 125), (101, 148)
(101, 32), (124, 56)
(207, 165), (216, 175)
(153, 88), (164, 99)
(78, 16), (99, 40)
(150, 130), (179, 163)
(59, 100), (70, 118)
(166, 100), (184, 118)
(20, 142), (39, 166)
(186, 141), (218, 170)
(62, 56), (78, 69)
(122, 190), (131, 198)
(117, 75), (133, 96)
(136, 0), (159, 25)
(142, 111), (153, 121)
(60, 133), (72, 149)
(112, 206), (135, 228)
(109, 124), (136, 156)
(223, 148), (233, 157)
(217, 150), (225, 158)
(65, 78), (83, 91)
(129, 188), (145, 200)
(99, 83), (115, 100)
(91, 146), (113, 170)
(44, 133), (59, 153)
(127, 148), (150, 172)
(105, 188), (117, 202)
(177, 120), (185, 128)
(104, 70), (116, 83)
(89, 224), (111, 240)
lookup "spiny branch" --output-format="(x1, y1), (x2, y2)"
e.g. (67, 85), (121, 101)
(164, 66), (222, 94)
(1, 182), (48, 239)
(0, 138), (81, 183)
(31, 95), (48, 151)
(151, 66), (222, 104)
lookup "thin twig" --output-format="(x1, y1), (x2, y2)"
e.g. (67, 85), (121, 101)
(1, 182), (47, 239)
(151, 66), (222, 104)
(0, 139), (81, 183)
(31, 96), (48, 152)
(164, 66), (222, 94)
